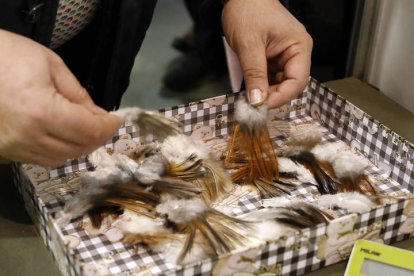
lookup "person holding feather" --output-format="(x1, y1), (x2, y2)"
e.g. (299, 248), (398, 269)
(0, 0), (312, 167)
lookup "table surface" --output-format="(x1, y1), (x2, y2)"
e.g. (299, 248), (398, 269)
(0, 77), (413, 276)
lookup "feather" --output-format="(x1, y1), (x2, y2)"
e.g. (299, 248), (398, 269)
(252, 178), (293, 198)
(225, 98), (279, 196)
(156, 197), (251, 264)
(273, 202), (334, 229)
(311, 141), (349, 163)
(161, 134), (210, 163)
(331, 153), (379, 200)
(315, 192), (377, 213)
(112, 210), (173, 246)
(278, 157), (317, 184)
(135, 154), (166, 184)
(57, 183), (160, 227)
(287, 124), (325, 149)
(111, 107), (182, 140)
(150, 177), (203, 199)
(162, 134), (234, 204)
(287, 150), (340, 194)
(175, 210), (251, 264)
(87, 206), (123, 229)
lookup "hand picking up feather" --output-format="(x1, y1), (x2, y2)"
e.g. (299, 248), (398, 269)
(225, 97), (286, 198)
(111, 107), (182, 141)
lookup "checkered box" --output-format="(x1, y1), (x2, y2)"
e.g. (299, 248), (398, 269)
(14, 78), (414, 275)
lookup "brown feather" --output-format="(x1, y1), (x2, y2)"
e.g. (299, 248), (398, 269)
(225, 118), (279, 196)
(175, 209), (251, 264)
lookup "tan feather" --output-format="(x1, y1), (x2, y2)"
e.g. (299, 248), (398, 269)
(175, 209), (252, 264)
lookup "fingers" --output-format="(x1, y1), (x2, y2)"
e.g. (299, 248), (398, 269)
(50, 55), (106, 115)
(236, 42), (269, 106)
(266, 45), (311, 108)
(43, 93), (123, 148)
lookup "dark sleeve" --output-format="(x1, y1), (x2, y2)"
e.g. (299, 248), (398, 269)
(200, 0), (223, 33)
(56, 0), (157, 110)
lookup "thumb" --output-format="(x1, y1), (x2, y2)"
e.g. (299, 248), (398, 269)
(50, 55), (106, 115)
(237, 43), (269, 106)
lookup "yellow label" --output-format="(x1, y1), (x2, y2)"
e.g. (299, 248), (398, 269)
(345, 239), (414, 276)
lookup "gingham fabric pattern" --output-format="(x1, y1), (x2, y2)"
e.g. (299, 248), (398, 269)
(13, 79), (414, 275)
(50, 0), (99, 49)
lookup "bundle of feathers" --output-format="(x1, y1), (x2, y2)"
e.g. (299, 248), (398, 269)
(55, 102), (388, 266)
(56, 107), (255, 264)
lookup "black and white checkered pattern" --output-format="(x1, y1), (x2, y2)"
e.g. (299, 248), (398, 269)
(13, 79), (414, 275)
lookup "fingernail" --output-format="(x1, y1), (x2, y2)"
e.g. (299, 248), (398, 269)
(249, 88), (264, 106)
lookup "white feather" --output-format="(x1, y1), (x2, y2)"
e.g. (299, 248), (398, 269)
(82, 166), (133, 187)
(316, 192), (377, 213)
(278, 157), (317, 184)
(110, 107), (143, 122)
(289, 125), (324, 147)
(251, 221), (295, 242)
(156, 197), (207, 224)
(235, 98), (267, 130)
(114, 210), (165, 235)
(161, 134), (209, 164)
(311, 141), (348, 163)
(112, 154), (140, 175)
(135, 155), (165, 183)
(88, 147), (115, 168)
(332, 152), (370, 180)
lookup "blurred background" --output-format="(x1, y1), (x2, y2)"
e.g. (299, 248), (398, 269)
(120, 0), (358, 110)
(1, 1), (413, 275)
(121, 0), (414, 114)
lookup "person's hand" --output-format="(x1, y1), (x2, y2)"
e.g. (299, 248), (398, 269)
(222, 0), (313, 108)
(0, 30), (123, 166)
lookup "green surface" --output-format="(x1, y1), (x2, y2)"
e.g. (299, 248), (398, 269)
(0, 164), (59, 276)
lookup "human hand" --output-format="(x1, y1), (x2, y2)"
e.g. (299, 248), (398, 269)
(222, 0), (313, 108)
(0, 30), (123, 166)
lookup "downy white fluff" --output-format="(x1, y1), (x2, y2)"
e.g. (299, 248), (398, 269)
(311, 141), (349, 163)
(88, 147), (116, 168)
(251, 220), (296, 242)
(111, 153), (140, 175)
(278, 157), (317, 184)
(135, 155), (165, 184)
(235, 98), (267, 131)
(332, 152), (370, 180)
(316, 192), (377, 213)
(85, 148), (139, 186)
(110, 107), (143, 122)
(151, 234), (211, 265)
(113, 210), (166, 235)
(156, 197), (207, 224)
(161, 134), (210, 164)
(236, 208), (296, 242)
(288, 124), (324, 148)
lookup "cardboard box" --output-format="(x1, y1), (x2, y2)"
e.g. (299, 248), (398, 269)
(14, 79), (414, 275)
